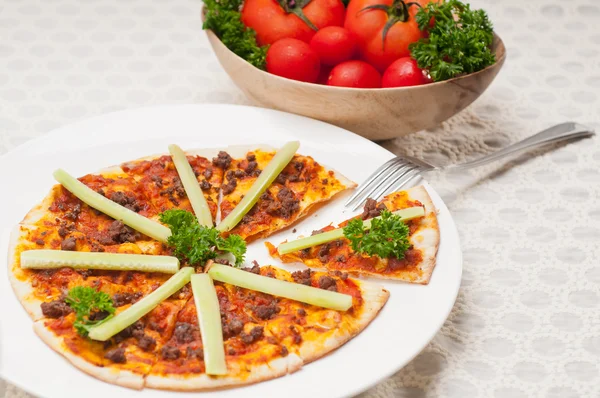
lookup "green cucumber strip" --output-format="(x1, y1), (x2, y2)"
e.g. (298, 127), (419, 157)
(20, 250), (179, 274)
(191, 274), (227, 375)
(169, 144), (213, 227)
(216, 141), (300, 232)
(208, 264), (352, 311)
(87, 267), (194, 341)
(277, 206), (425, 255)
(53, 169), (171, 243)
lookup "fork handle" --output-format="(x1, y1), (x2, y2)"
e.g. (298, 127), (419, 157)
(446, 122), (595, 171)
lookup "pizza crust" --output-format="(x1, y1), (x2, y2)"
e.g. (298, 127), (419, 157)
(144, 354), (302, 390)
(297, 280), (389, 364)
(7, 225), (44, 320)
(33, 321), (145, 390)
(403, 185), (440, 284)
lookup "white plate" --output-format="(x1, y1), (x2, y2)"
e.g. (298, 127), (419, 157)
(0, 104), (461, 398)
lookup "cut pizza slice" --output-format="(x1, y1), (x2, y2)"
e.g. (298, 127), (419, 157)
(219, 145), (356, 241)
(143, 264), (388, 390)
(245, 265), (388, 363)
(120, 149), (224, 222)
(145, 284), (300, 390)
(9, 223), (173, 320)
(33, 293), (188, 390)
(267, 185), (440, 284)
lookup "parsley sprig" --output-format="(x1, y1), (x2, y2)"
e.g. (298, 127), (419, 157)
(409, 0), (495, 82)
(159, 209), (246, 267)
(343, 210), (411, 259)
(203, 0), (268, 69)
(65, 286), (116, 336)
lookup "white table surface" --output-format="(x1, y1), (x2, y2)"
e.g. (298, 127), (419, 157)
(1, 0), (599, 397)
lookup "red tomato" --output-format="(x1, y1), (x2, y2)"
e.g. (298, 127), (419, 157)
(382, 57), (428, 87)
(345, 0), (431, 72)
(241, 0), (346, 46)
(317, 65), (333, 84)
(327, 60), (381, 88)
(309, 26), (357, 66)
(266, 38), (321, 83)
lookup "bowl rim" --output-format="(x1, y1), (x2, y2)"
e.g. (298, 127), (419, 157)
(202, 6), (506, 93)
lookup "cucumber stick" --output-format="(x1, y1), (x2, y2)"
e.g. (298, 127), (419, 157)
(53, 169), (171, 243)
(208, 264), (352, 311)
(20, 250), (179, 273)
(191, 274), (227, 375)
(216, 141), (300, 232)
(277, 206), (425, 255)
(169, 144), (213, 227)
(88, 267), (194, 341)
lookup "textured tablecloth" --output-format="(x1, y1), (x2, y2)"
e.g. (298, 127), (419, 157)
(1, 0), (599, 396)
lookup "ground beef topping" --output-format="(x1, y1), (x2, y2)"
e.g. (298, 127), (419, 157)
(40, 299), (72, 318)
(280, 345), (289, 357)
(291, 269), (312, 286)
(60, 237), (77, 251)
(114, 320), (144, 343)
(203, 168), (213, 179)
(361, 198), (387, 220)
(333, 270), (349, 280)
(199, 180), (211, 190)
(242, 261), (261, 274)
(112, 292), (142, 307)
(173, 322), (195, 344)
(318, 275), (338, 292)
(222, 317), (244, 339)
(245, 161), (258, 175)
(105, 347), (126, 363)
(137, 335), (156, 352)
(151, 175), (163, 188)
(186, 347), (204, 360)
(212, 151), (232, 169)
(160, 345), (180, 360)
(254, 303), (280, 320)
(317, 243), (331, 263)
(106, 220), (140, 244)
(88, 310), (110, 321)
(240, 326), (264, 345)
(65, 204), (81, 221)
(222, 177), (237, 195)
(110, 191), (141, 212)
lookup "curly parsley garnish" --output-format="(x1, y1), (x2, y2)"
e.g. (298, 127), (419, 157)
(203, 0), (268, 70)
(65, 287), (116, 336)
(409, 0), (495, 82)
(343, 210), (411, 259)
(159, 209), (246, 267)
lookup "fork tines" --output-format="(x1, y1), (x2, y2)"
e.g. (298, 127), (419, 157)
(344, 157), (422, 211)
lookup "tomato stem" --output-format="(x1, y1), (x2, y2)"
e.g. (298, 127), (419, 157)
(276, 0), (319, 31)
(359, 0), (421, 49)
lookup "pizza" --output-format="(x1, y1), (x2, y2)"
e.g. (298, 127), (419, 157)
(267, 185), (440, 284)
(218, 145), (355, 241)
(6, 144), (403, 391)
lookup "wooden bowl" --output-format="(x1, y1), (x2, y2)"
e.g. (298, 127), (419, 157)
(203, 12), (506, 140)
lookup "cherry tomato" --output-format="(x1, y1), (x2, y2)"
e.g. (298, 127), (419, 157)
(345, 0), (433, 72)
(327, 60), (381, 88)
(241, 0), (346, 46)
(382, 57), (429, 87)
(317, 65), (333, 84)
(309, 26), (357, 66)
(266, 38), (321, 83)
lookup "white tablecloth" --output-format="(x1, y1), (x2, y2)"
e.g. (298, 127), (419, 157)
(1, 0), (599, 396)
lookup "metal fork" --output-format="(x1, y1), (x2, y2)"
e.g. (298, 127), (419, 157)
(345, 122), (595, 210)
